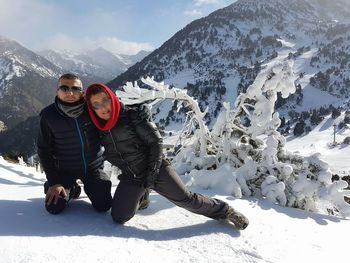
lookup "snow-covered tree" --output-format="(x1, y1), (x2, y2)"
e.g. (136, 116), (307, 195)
(117, 77), (211, 157)
(0, 120), (6, 131)
(115, 62), (350, 218)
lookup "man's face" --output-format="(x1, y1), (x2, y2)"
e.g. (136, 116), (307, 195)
(56, 78), (84, 103)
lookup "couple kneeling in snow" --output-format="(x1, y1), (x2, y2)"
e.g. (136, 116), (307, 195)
(38, 73), (248, 230)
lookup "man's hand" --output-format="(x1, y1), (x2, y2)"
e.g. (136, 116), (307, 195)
(45, 184), (67, 206)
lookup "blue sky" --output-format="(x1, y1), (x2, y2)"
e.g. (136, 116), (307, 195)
(0, 0), (234, 55)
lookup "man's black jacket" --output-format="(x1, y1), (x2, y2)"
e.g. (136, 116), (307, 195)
(37, 99), (104, 186)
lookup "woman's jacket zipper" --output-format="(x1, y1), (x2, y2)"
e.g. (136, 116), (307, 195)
(108, 130), (136, 177)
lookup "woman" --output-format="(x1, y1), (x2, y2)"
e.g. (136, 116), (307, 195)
(85, 83), (249, 230)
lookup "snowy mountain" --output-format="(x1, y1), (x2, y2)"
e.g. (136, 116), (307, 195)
(0, 35), (61, 129)
(0, 34), (150, 156)
(38, 48), (128, 81)
(119, 50), (152, 66)
(108, 0), (350, 129)
(2, 0), (350, 156)
(0, 37), (131, 155)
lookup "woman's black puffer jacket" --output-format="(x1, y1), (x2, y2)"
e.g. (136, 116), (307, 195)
(99, 105), (163, 184)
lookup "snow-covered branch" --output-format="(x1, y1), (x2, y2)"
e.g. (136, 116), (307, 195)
(116, 76), (210, 156)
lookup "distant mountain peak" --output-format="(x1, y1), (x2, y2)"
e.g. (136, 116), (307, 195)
(118, 50), (152, 66)
(0, 35), (11, 42)
(0, 37), (62, 131)
(91, 46), (111, 53)
(38, 47), (127, 80)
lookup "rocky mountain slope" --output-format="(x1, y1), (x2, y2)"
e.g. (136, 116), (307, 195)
(0, 36), (61, 129)
(108, 0), (350, 128)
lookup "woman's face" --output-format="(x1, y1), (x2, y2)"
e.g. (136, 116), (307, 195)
(89, 92), (112, 120)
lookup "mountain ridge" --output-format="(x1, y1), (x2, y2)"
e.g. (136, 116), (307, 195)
(107, 0), (350, 129)
(38, 48), (126, 80)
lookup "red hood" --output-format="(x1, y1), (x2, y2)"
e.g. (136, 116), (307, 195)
(85, 83), (120, 131)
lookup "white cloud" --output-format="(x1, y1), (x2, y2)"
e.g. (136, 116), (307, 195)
(0, 0), (58, 41)
(97, 37), (154, 55)
(42, 34), (154, 55)
(193, 0), (220, 7)
(184, 9), (203, 17)
(185, 0), (232, 17)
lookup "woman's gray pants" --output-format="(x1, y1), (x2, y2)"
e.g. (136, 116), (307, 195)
(111, 159), (229, 224)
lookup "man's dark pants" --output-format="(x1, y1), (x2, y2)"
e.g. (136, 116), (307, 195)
(44, 172), (112, 214)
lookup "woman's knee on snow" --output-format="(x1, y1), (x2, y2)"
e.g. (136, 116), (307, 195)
(111, 209), (135, 224)
(91, 198), (112, 212)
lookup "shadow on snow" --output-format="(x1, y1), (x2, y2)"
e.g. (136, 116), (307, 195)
(0, 194), (240, 240)
(0, 163), (44, 186)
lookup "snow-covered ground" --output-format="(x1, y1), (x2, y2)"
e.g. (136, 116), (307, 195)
(286, 113), (350, 175)
(1, 123), (350, 263)
(1, 111), (350, 263)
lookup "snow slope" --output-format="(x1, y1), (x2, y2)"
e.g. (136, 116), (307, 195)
(286, 112), (350, 175)
(0, 156), (349, 263)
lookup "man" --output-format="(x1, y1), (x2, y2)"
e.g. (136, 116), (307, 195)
(37, 73), (113, 214)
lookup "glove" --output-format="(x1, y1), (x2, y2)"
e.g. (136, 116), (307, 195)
(139, 103), (152, 121)
(144, 168), (159, 189)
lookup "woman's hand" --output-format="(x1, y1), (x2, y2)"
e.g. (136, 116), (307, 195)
(144, 168), (159, 188)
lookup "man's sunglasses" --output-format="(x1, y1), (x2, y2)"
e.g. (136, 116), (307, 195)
(58, 85), (83, 93)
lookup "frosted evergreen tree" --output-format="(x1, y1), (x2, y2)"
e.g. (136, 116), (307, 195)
(114, 61), (350, 217)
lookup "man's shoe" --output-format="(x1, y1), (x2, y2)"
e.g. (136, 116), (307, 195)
(138, 189), (150, 210)
(224, 207), (249, 230)
(70, 182), (81, 200)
